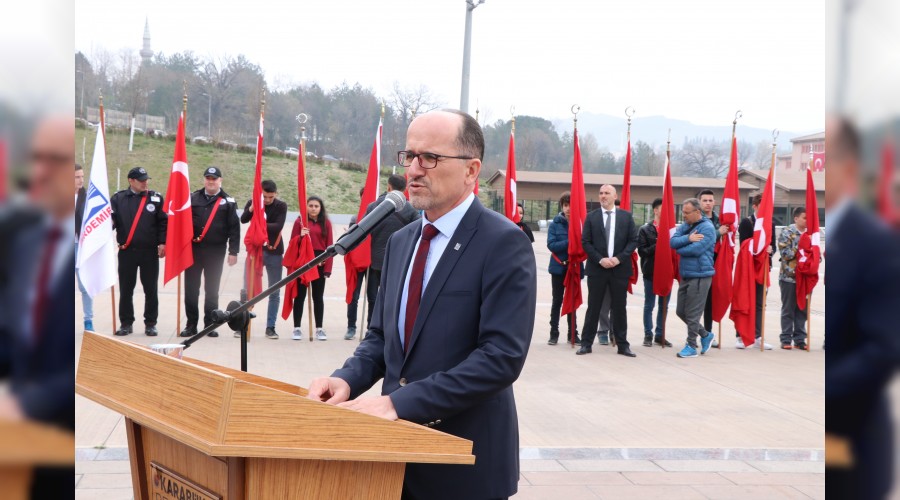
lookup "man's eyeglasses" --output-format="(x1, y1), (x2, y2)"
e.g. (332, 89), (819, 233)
(397, 151), (474, 169)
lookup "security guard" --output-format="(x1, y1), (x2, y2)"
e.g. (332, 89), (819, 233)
(110, 167), (167, 336)
(180, 166), (240, 337)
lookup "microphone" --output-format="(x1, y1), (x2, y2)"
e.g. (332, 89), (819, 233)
(334, 191), (407, 255)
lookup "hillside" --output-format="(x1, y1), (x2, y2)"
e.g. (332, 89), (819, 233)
(76, 126), (373, 214)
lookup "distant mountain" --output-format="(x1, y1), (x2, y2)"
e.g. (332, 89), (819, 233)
(551, 112), (818, 154)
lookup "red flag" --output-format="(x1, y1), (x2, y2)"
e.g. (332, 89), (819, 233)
(504, 129), (519, 223)
(243, 112), (268, 299)
(752, 163), (776, 285)
(281, 142), (319, 319)
(560, 130), (586, 317)
(621, 138), (639, 293)
(711, 136), (740, 321)
(344, 118), (382, 303)
(653, 151), (678, 297)
(811, 152), (825, 172)
(163, 112), (194, 284)
(878, 139), (895, 223)
(730, 239), (757, 347)
(796, 166), (821, 310)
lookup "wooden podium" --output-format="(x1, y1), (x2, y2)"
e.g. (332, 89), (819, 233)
(0, 420), (74, 500)
(75, 332), (474, 499)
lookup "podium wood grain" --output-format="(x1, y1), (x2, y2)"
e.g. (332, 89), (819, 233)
(76, 332), (474, 499)
(0, 421), (74, 500)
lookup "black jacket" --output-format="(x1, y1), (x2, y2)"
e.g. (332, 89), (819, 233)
(365, 192), (420, 271)
(75, 187), (86, 237)
(240, 198), (287, 255)
(516, 221), (535, 243)
(191, 188), (240, 255)
(636, 221), (658, 280)
(582, 207), (639, 279)
(109, 189), (167, 249)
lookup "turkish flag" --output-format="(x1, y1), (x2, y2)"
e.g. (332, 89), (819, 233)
(711, 136), (740, 321)
(621, 139), (639, 293)
(796, 166), (821, 310)
(344, 118), (381, 303)
(243, 112), (269, 299)
(163, 112), (193, 284)
(281, 141), (319, 319)
(730, 239), (757, 347)
(653, 151), (678, 297)
(504, 130), (519, 223)
(752, 164), (776, 285)
(560, 129), (586, 318)
(811, 152), (825, 172)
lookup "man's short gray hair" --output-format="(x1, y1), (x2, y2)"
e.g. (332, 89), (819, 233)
(440, 109), (485, 160)
(683, 198), (702, 211)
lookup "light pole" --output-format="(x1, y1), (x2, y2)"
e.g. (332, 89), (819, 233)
(202, 92), (212, 138)
(459, 0), (485, 114)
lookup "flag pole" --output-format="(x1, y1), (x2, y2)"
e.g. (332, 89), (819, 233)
(299, 121), (313, 342)
(177, 83), (187, 337)
(570, 105), (579, 349)
(720, 112), (740, 349)
(760, 131), (778, 352)
(806, 294), (812, 351)
(661, 130), (671, 349)
(99, 91), (118, 335)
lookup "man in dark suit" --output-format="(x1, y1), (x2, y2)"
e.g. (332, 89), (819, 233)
(825, 117), (900, 500)
(577, 184), (639, 357)
(308, 109), (536, 500)
(736, 192), (776, 349)
(0, 115), (76, 499)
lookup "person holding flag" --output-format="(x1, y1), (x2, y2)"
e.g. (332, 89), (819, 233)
(180, 167), (240, 338)
(671, 198), (717, 358)
(547, 191), (582, 345)
(291, 195), (333, 341)
(240, 180), (286, 339)
(515, 203), (534, 243)
(776, 207), (808, 350)
(697, 189), (727, 337)
(637, 198), (670, 347)
(109, 167), (167, 337)
(735, 193), (775, 349)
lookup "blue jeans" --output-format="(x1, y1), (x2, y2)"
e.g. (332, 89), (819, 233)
(262, 252), (283, 328)
(643, 278), (664, 338)
(77, 270), (93, 322)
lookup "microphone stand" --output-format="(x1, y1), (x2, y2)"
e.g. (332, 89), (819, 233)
(181, 245), (339, 371)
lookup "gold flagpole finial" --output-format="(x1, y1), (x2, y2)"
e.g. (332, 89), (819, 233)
(667, 128), (672, 153)
(733, 110), (742, 137)
(381, 101), (385, 119)
(571, 104), (580, 131)
(182, 80), (188, 114)
(625, 106), (635, 141)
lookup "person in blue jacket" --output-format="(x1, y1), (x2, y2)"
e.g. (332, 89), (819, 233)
(547, 192), (582, 346)
(669, 198), (716, 358)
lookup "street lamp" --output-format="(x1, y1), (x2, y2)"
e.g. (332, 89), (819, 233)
(459, 0), (485, 114)
(201, 92), (212, 138)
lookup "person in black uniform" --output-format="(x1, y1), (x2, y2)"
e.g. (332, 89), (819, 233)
(240, 179), (287, 339)
(110, 167), (167, 337)
(180, 166), (240, 338)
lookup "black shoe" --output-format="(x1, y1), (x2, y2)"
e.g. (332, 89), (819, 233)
(179, 325), (197, 338)
(114, 325), (133, 336)
(265, 327), (279, 339)
(654, 338), (673, 347)
(642, 336), (653, 347)
(208, 330), (219, 338)
(576, 345), (592, 355)
(547, 338), (558, 345)
(794, 343), (807, 350)
(145, 325), (158, 337)
(618, 347), (637, 358)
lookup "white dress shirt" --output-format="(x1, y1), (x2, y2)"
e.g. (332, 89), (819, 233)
(398, 193), (476, 349)
(603, 206), (616, 259)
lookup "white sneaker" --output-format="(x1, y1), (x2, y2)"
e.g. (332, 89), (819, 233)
(735, 339), (747, 349)
(315, 328), (327, 341)
(292, 328), (303, 341)
(752, 338), (773, 350)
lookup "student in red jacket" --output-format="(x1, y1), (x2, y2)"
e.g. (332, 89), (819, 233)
(290, 195), (333, 340)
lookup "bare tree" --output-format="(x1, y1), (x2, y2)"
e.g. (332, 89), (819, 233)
(676, 140), (728, 178)
(390, 82), (441, 128)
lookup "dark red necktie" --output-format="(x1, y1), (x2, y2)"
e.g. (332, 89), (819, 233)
(33, 227), (62, 343)
(404, 224), (440, 353)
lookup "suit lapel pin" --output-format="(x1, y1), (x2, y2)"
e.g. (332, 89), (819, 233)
(454, 243), (461, 251)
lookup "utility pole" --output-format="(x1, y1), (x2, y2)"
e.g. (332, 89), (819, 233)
(459, 0), (485, 114)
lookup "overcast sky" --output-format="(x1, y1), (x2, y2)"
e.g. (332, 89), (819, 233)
(75, 0), (825, 132)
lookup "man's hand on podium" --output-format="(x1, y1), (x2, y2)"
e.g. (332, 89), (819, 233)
(0, 395), (24, 421)
(338, 396), (398, 421)
(307, 377), (351, 404)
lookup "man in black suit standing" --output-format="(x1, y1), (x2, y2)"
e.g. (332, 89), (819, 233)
(825, 117), (900, 500)
(308, 109), (535, 500)
(577, 184), (639, 357)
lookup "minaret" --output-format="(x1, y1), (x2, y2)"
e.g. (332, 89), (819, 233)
(139, 18), (153, 64)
